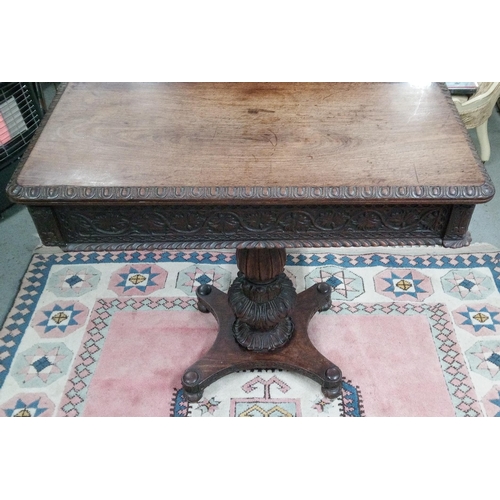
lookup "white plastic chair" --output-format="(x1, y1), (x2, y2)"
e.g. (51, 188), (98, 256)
(452, 82), (500, 162)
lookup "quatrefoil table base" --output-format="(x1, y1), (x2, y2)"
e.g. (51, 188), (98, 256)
(182, 285), (342, 402)
(181, 250), (342, 402)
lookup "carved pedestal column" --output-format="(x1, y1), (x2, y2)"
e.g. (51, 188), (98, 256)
(229, 248), (296, 351)
(181, 248), (343, 403)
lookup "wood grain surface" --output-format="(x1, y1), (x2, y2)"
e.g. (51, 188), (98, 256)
(17, 82), (485, 189)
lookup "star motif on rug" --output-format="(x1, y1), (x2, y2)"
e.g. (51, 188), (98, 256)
(11, 343), (73, 388)
(47, 265), (101, 297)
(447, 272), (487, 297)
(176, 264), (231, 295)
(38, 303), (84, 333)
(319, 269), (357, 298)
(374, 269), (432, 301)
(18, 346), (68, 383)
(457, 307), (500, 333)
(305, 266), (364, 301)
(441, 270), (493, 300)
(117, 266), (159, 291)
(109, 263), (168, 296)
(31, 300), (89, 338)
(466, 341), (500, 380)
(0, 393), (55, 417)
(382, 272), (424, 298)
(483, 387), (500, 417)
(183, 267), (222, 291)
(3, 397), (48, 417)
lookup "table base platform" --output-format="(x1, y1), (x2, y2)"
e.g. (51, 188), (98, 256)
(182, 283), (342, 402)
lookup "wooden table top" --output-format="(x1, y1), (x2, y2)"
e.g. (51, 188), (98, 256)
(9, 82), (493, 205)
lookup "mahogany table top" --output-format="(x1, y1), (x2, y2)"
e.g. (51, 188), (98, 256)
(9, 82), (493, 205)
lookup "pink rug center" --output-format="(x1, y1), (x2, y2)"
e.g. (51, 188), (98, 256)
(82, 309), (455, 416)
(82, 310), (217, 416)
(309, 314), (455, 416)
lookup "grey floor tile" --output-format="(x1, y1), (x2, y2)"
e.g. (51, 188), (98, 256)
(0, 205), (40, 326)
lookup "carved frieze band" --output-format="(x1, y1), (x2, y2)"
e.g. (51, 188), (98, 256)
(51, 203), (451, 250)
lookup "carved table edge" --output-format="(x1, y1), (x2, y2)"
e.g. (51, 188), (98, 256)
(6, 182), (496, 205)
(6, 83), (495, 206)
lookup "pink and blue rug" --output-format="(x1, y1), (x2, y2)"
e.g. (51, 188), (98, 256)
(1, 248), (500, 417)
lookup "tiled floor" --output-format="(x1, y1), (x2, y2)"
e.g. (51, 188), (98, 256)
(1, 92), (500, 328)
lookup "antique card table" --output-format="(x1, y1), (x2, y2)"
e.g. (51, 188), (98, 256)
(7, 83), (494, 401)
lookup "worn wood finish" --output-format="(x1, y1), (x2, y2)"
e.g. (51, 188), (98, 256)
(9, 83), (493, 205)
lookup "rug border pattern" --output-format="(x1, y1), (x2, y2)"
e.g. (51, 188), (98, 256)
(330, 301), (482, 417)
(58, 297), (198, 416)
(1, 250), (499, 417)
